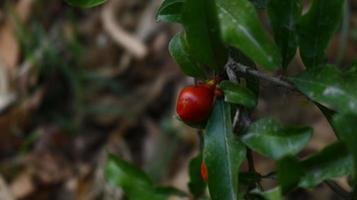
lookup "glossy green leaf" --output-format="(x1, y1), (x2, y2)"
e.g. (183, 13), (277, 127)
(104, 154), (182, 200)
(182, 0), (228, 73)
(169, 32), (206, 78)
(219, 80), (257, 108)
(216, 0), (281, 70)
(297, 0), (345, 68)
(156, 0), (184, 23)
(268, 0), (303, 68)
(277, 142), (353, 193)
(251, 187), (283, 200)
(315, 102), (337, 126)
(203, 99), (246, 200)
(314, 102), (338, 137)
(105, 153), (153, 187)
(242, 118), (312, 159)
(65, 0), (106, 8)
(290, 65), (357, 115)
(188, 154), (207, 198)
(153, 186), (188, 197)
(333, 113), (357, 189)
(299, 141), (353, 188)
(277, 156), (304, 193)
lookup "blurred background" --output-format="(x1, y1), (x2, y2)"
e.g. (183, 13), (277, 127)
(0, 0), (356, 199)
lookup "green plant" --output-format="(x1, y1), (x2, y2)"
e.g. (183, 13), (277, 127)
(67, 0), (357, 199)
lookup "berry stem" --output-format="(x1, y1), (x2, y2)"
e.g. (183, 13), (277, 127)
(227, 59), (296, 90)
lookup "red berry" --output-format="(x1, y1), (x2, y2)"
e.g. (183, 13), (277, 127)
(201, 161), (208, 181)
(176, 84), (215, 123)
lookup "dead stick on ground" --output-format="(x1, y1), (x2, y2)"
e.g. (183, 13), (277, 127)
(101, 0), (148, 59)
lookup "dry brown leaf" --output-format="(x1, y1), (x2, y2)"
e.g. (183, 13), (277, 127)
(0, 0), (34, 70)
(0, 174), (15, 200)
(0, 23), (19, 69)
(9, 170), (34, 199)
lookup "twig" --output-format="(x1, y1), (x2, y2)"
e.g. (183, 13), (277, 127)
(228, 60), (296, 91)
(246, 149), (263, 190)
(227, 61), (262, 190)
(247, 150), (255, 172)
(232, 109), (240, 132)
(101, 0), (147, 58)
(324, 180), (352, 200)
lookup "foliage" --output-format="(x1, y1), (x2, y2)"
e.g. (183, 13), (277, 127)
(67, 0), (356, 199)
(65, 0), (107, 8)
(105, 154), (187, 200)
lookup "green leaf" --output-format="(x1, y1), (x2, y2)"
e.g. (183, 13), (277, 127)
(249, 0), (268, 9)
(299, 141), (353, 188)
(182, 0), (228, 73)
(188, 154), (207, 198)
(156, 0), (184, 23)
(277, 156), (304, 193)
(268, 0), (303, 68)
(65, 0), (106, 8)
(297, 0), (345, 68)
(216, 0), (282, 70)
(219, 80), (257, 108)
(105, 153), (153, 187)
(290, 65), (357, 115)
(104, 154), (179, 200)
(333, 114), (357, 189)
(169, 32), (206, 78)
(277, 142), (353, 193)
(315, 102), (337, 126)
(251, 187), (283, 200)
(242, 118), (312, 159)
(203, 99), (246, 200)
(153, 186), (188, 197)
(314, 102), (338, 136)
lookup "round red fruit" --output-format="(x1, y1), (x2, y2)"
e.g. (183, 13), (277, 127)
(201, 161), (208, 181)
(176, 84), (214, 123)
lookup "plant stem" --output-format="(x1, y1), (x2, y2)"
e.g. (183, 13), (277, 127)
(246, 149), (263, 190)
(247, 149), (255, 172)
(324, 180), (352, 200)
(197, 129), (204, 151)
(228, 61), (296, 91)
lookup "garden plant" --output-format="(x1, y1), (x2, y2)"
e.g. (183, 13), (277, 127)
(66, 0), (357, 199)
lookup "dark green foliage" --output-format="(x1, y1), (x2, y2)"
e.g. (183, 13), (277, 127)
(268, 0), (303, 68)
(96, 0), (356, 198)
(65, 0), (107, 8)
(188, 154), (207, 198)
(203, 99), (246, 200)
(297, 0), (345, 68)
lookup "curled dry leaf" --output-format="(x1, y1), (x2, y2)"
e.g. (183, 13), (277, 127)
(0, 0), (34, 70)
(0, 174), (14, 200)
